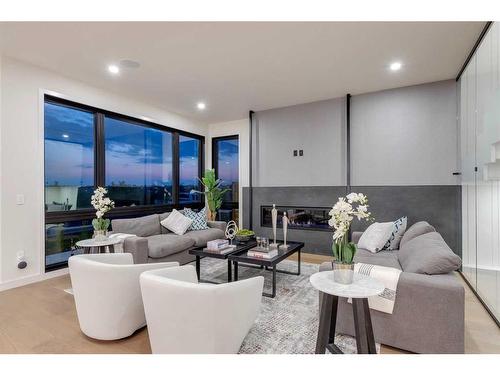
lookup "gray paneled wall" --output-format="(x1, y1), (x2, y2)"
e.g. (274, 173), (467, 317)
(252, 97), (346, 187)
(246, 80), (461, 257)
(243, 186), (461, 256)
(242, 186), (346, 256)
(351, 80), (459, 186)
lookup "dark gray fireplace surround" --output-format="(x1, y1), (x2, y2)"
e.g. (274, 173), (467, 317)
(242, 186), (461, 257)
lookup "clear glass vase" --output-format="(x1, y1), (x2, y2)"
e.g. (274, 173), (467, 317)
(332, 261), (354, 284)
(93, 230), (107, 241)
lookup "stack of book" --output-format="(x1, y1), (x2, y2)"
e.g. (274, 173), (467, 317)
(203, 239), (232, 254)
(247, 247), (278, 259)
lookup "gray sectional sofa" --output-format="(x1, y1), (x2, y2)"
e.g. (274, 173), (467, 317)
(111, 212), (227, 265)
(320, 222), (465, 354)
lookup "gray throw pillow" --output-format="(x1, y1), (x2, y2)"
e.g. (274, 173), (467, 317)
(111, 214), (161, 237)
(159, 212), (171, 234)
(398, 232), (461, 275)
(400, 221), (436, 247)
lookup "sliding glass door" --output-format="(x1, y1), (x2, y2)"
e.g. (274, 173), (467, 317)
(459, 22), (500, 324)
(212, 135), (239, 222)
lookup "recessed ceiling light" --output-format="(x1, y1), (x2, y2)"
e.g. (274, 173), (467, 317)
(62, 134), (69, 139)
(108, 65), (120, 74)
(389, 61), (402, 71)
(197, 102), (206, 110)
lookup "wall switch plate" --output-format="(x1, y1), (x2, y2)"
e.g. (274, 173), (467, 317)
(16, 194), (25, 205)
(293, 150), (298, 157)
(299, 150), (304, 156)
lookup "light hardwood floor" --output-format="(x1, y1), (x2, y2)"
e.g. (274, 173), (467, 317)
(0, 255), (499, 354)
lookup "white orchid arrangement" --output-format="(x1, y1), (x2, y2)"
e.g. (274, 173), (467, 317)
(91, 187), (115, 231)
(329, 192), (372, 263)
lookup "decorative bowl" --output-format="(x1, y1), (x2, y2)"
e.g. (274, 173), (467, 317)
(235, 234), (255, 243)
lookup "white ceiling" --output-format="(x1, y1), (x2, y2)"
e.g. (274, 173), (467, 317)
(0, 22), (485, 123)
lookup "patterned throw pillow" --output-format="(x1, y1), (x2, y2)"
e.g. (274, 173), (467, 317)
(383, 216), (408, 250)
(183, 207), (209, 231)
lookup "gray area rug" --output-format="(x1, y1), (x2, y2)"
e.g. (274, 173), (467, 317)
(198, 258), (380, 354)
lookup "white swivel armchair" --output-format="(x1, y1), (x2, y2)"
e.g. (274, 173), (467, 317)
(140, 265), (264, 353)
(69, 253), (178, 340)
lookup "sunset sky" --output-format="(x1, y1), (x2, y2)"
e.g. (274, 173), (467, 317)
(43, 102), (239, 188)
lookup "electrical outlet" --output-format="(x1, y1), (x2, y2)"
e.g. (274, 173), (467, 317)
(299, 150), (304, 156)
(293, 150), (298, 157)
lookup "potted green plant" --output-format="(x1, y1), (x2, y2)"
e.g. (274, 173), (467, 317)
(191, 169), (230, 221)
(329, 192), (372, 284)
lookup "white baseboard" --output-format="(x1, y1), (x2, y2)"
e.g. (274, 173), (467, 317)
(0, 267), (69, 292)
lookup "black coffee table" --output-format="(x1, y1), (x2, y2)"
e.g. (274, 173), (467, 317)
(188, 240), (258, 283)
(228, 241), (304, 298)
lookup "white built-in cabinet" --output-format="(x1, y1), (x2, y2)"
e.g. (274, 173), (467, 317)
(460, 22), (500, 323)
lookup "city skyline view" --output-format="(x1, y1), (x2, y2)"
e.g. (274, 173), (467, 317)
(44, 102), (211, 188)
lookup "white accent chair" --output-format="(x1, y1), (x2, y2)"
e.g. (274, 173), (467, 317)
(69, 253), (178, 340)
(140, 265), (264, 353)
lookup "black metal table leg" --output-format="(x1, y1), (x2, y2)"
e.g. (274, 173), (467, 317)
(352, 298), (377, 354)
(315, 293), (339, 353)
(227, 260), (232, 282)
(233, 261), (239, 281)
(298, 248), (301, 275)
(195, 256), (201, 281)
(271, 265), (276, 298)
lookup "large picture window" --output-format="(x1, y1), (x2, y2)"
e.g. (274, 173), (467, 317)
(44, 96), (204, 271)
(212, 135), (239, 222)
(179, 135), (201, 203)
(105, 117), (174, 206)
(44, 102), (95, 211)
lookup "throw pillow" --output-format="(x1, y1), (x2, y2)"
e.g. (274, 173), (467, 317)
(160, 209), (193, 236)
(383, 216), (408, 250)
(111, 214), (162, 237)
(183, 207), (209, 231)
(398, 232), (462, 274)
(357, 222), (395, 253)
(400, 221), (436, 247)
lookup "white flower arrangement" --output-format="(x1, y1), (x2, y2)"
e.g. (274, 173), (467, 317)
(329, 192), (372, 263)
(91, 187), (115, 231)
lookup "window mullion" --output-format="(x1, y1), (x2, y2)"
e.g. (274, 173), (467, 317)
(95, 112), (105, 188)
(172, 132), (180, 205)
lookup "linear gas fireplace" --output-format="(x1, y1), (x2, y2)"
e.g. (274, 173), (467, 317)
(260, 205), (331, 231)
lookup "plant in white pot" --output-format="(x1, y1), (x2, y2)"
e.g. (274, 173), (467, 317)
(329, 192), (372, 284)
(91, 187), (115, 241)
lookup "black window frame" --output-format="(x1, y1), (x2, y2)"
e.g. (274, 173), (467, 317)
(44, 95), (205, 271)
(212, 135), (239, 220)
(178, 134), (204, 205)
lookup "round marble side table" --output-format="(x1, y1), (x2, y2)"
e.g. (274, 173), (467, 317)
(310, 270), (384, 354)
(76, 237), (121, 254)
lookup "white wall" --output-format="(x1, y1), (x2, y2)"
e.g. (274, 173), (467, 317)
(207, 119), (249, 228)
(0, 57), (207, 288)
